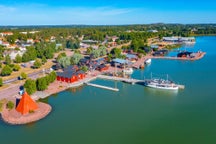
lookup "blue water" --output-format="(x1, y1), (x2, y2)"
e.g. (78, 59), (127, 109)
(0, 36), (216, 144)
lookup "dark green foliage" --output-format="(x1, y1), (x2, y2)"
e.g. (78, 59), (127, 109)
(71, 53), (83, 65)
(48, 71), (57, 83)
(36, 77), (48, 91)
(6, 101), (14, 110)
(80, 65), (88, 72)
(56, 52), (66, 62)
(66, 40), (80, 49)
(42, 56), (47, 64)
(20, 72), (27, 79)
(57, 56), (71, 68)
(12, 64), (21, 71)
(5, 55), (11, 65)
(22, 46), (37, 62)
(33, 59), (42, 69)
(14, 54), (22, 63)
(24, 79), (37, 95)
(1, 65), (12, 76)
(0, 78), (3, 87)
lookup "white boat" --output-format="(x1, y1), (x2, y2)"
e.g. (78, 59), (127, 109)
(145, 58), (151, 65)
(123, 68), (133, 75)
(144, 74), (179, 90)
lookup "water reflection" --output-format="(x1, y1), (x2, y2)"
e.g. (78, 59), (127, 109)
(144, 87), (178, 97)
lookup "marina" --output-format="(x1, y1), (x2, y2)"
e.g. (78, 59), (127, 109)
(0, 36), (215, 144)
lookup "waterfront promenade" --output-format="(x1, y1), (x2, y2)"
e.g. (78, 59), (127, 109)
(0, 51), (205, 100)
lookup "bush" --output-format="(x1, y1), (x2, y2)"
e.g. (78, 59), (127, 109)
(13, 64), (21, 71)
(0, 78), (3, 87)
(20, 72), (28, 80)
(36, 77), (48, 91)
(1, 65), (12, 76)
(24, 79), (37, 95)
(6, 101), (14, 110)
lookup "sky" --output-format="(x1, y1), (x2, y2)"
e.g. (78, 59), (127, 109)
(0, 0), (216, 25)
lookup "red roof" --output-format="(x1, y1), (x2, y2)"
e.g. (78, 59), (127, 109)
(16, 92), (38, 115)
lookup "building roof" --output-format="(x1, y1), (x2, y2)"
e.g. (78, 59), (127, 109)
(112, 58), (129, 64)
(16, 92), (38, 115)
(126, 54), (137, 59)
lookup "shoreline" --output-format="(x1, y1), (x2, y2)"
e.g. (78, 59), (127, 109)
(1, 102), (52, 125)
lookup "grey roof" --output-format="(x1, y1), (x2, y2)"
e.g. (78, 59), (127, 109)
(112, 58), (129, 64)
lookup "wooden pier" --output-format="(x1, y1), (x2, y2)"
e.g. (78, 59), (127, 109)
(85, 82), (119, 92)
(97, 75), (144, 84)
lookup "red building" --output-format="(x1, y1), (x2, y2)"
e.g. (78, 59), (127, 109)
(57, 70), (86, 83)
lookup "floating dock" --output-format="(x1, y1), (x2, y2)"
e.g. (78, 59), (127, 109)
(85, 82), (119, 92)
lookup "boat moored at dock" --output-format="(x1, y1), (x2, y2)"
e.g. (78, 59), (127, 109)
(144, 74), (179, 91)
(145, 58), (151, 65)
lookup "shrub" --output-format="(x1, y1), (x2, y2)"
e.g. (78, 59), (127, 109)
(0, 78), (3, 87)
(6, 101), (14, 110)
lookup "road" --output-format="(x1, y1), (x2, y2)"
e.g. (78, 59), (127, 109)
(0, 70), (45, 100)
(3, 70), (44, 84)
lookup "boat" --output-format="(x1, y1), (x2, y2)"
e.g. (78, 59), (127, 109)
(144, 74), (179, 90)
(145, 58), (151, 65)
(123, 68), (133, 75)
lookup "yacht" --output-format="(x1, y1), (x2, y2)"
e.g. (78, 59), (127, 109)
(123, 68), (133, 75)
(145, 58), (151, 65)
(144, 74), (179, 90)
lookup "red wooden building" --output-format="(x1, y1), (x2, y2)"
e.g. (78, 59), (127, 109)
(57, 70), (86, 83)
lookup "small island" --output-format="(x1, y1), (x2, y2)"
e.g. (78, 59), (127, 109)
(0, 92), (51, 125)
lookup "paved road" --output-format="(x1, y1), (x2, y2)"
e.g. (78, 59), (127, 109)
(0, 70), (45, 100)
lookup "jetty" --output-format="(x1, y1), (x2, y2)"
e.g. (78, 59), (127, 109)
(97, 75), (144, 84)
(85, 82), (119, 92)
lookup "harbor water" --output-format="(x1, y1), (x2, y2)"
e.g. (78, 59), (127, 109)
(0, 36), (216, 144)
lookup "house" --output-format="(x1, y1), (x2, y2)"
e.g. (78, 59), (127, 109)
(56, 70), (86, 83)
(0, 32), (13, 37)
(177, 51), (193, 58)
(153, 49), (169, 56)
(27, 38), (34, 44)
(29, 31), (40, 34)
(126, 54), (138, 62)
(20, 32), (28, 35)
(4, 49), (26, 60)
(96, 64), (109, 72)
(147, 30), (158, 33)
(1, 41), (10, 47)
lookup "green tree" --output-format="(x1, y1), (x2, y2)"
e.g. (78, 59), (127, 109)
(5, 54), (11, 65)
(48, 71), (57, 83)
(42, 56), (47, 64)
(33, 59), (42, 69)
(24, 79), (36, 95)
(56, 52), (66, 62)
(6, 101), (14, 110)
(20, 72), (27, 79)
(0, 78), (3, 87)
(1, 65), (12, 76)
(111, 48), (122, 58)
(71, 53), (83, 65)
(13, 64), (21, 71)
(14, 54), (22, 63)
(99, 46), (107, 56)
(57, 56), (71, 68)
(80, 65), (88, 72)
(36, 77), (48, 91)
(86, 47), (93, 54)
(22, 46), (37, 62)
